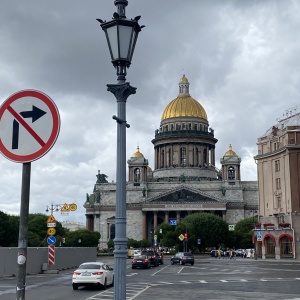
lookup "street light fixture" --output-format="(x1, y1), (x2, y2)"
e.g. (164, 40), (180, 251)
(97, 2), (143, 300)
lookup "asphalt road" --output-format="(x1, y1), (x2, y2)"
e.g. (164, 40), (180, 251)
(1, 255), (300, 300)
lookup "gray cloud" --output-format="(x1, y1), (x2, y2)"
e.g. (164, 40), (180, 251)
(1, 0), (300, 221)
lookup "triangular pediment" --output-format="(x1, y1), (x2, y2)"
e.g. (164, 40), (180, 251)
(147, 186), (220, 203)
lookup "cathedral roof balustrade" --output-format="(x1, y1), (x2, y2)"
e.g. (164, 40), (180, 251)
(154, 128), (215, 139)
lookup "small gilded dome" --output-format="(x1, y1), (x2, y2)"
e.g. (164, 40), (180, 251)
(132, 146), (144, 158)
(180, 74), (189, 83)
(147, 165), (152, 171)
(161, 75), (207, 121)
(224, 144), (237, 156)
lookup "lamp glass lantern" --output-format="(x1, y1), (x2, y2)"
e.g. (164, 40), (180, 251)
(101, 19), (141, 70)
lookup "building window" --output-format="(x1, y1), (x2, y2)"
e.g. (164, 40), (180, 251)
(134, 168), (141, 182)
(265, 237), (275, 258)
(275, 160), (280, 172)
(195, 147), (199, 166)
(194, 123), (197, 130)
(110, 224), (115, 240)
(165, 125), (168, 131)
(200, 124), (203, 131)
(182, 123), (186, 130)
(188, 123), (192, 130)
(228, 166), (235, 180)
(161, 150), (165, 168)
(180, 147), (186, 166)
(280, 237), (292, 258)
(203, 149), (207, 165)
(275, 196), (282, 208)
(276, 178), (281, 190)
(168, 149), (171, 167)
(176, 124), (180, 130)
(170, 124), (174, 131)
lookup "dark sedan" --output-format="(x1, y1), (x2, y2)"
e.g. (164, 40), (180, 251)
(141, 250), (159, 267)
(132, 255), (151, 269)
(170, 252), (194, 265)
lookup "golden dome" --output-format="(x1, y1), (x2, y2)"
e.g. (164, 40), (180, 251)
(180, 74), (189, 83)
(147, 165), (152, 171)
(161, 75), (207, 121)
(132, 146), (144, 158)
(224, 144), (237, 156)
(162, 96), (207, 120)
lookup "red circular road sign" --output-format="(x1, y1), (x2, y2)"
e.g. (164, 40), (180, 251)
(0, 90), (60, 163)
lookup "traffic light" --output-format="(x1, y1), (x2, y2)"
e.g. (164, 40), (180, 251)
(184, 233), (188, 239)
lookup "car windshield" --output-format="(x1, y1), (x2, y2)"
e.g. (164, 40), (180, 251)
(79, 264), (102, 270)
(183, 252), (193, 256)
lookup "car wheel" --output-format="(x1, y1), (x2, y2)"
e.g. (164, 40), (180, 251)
(147, 263), (151, 269)
(111, 276), (114, 287)
(102, 278), (107, 290)
(72, 284), (78, 290)
(132, 266), (135, 269)
(171, 260), (174, 265)
(191, 262), (194, 266)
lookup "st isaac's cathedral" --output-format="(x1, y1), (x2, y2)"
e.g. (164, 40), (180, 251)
(84, 75), (258, 248)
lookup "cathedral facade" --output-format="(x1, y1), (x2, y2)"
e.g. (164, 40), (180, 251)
(84, 75), (258, 249)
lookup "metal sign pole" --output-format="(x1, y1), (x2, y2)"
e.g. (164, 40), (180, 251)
(16, 162), (31, 300)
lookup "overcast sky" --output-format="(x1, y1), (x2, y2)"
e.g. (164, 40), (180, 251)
(0, 0), (299, 224)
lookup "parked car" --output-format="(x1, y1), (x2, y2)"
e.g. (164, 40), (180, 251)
(132, 255), (151, 269)
(141, 250), (159, 266)
(72, 262), (114, 290)
(170, 252), (194, 265)
(157, 251), (164, 264)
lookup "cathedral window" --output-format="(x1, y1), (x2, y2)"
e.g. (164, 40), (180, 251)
(228, 166), (235, 180)
(110, 224), (115, 240)
(134, 168), (141, 182)
(188, 123), (192, 130)
(195, 147), (199, 166)
(200, 124), (203, 131)
(170, 124), (174, 131)
(176, 124), (180, 130)
(165, 125), (168, 131)
(203, 149), (207, 164)
(161, 150), (165, 168)
(182, 123), (186, 130)
(168, 149), (171, 167)
(180, 147), (186, 166)
(194, 123), (197, 130)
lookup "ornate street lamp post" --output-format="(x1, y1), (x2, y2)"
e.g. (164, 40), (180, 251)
(97, 1), (143, 299)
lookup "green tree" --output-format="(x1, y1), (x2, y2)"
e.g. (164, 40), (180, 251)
(234, 217), (257, 248)
(64, 229), (100, 247)
(0, 211), (14, 246)
(184, 212), (229, 250)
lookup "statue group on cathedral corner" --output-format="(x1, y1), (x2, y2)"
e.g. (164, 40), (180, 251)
(96, 170), (108, 183)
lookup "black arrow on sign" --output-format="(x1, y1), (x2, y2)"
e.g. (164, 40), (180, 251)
(12, 106), (47, 149)
(20, 105), (47, 122)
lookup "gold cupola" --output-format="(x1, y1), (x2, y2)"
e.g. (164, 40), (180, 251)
(161, 75), (207, 120)
(132, 146), (144, 158)
(224, 144), (237, 156)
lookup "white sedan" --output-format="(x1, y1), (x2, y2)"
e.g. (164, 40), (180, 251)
(72, 262), (114, 290)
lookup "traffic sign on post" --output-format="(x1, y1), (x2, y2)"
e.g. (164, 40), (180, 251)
(0, 90), (60, 163)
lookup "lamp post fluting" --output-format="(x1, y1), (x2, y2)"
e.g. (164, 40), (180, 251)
(97, 1), (143, 299)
